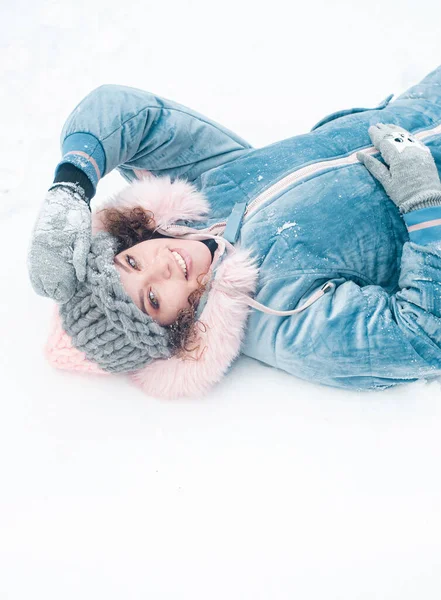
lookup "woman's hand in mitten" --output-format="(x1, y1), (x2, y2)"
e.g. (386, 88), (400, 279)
(27, 183), (91, 303)
(356, 123), (441, 214)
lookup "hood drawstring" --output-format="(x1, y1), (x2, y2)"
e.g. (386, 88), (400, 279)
(237, 281), (335, 315)
(217, 233), (336, 315)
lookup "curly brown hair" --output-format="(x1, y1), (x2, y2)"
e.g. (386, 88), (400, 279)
(97, 205), (209, 361)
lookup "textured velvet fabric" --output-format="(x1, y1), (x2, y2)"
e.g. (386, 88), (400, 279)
(52, 66), (441, 391)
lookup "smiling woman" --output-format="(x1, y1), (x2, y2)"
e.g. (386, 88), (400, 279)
(32, 70), (441, 399)
(99, 205), (217, 357)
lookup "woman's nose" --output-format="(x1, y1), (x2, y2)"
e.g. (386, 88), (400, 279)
(141, 250), (172, 281)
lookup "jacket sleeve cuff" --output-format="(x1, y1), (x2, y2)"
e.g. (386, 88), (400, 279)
(55, 132), (106, 192)
(402, 205), (441, 245)
(52, 163), (95, 202)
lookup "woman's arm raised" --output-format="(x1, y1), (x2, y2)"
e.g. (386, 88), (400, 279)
(28, 85), (253, 303)
(54, 84), (253, 196)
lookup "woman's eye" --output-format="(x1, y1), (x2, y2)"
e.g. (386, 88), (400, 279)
(126, 255), (138, 269)
(149, 289), (159, 310)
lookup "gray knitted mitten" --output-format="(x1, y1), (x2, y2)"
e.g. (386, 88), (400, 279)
(27, 182), (92, 303)
(356, 123), (441, 214)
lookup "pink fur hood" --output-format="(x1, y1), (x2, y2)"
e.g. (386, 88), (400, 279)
(45, 174), (261, 399)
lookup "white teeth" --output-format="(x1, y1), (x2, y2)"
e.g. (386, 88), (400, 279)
(171, 250), (187, 276)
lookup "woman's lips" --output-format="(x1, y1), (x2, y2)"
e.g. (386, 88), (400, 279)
(172, 247), (192, 278)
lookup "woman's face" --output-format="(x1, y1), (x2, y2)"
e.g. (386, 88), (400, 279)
(114, 237), (213, 326)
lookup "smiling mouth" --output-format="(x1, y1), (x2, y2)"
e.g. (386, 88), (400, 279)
(171, 249), (189, 278)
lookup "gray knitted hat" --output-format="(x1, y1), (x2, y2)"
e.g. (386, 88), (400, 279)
(58, 231), (173, 373)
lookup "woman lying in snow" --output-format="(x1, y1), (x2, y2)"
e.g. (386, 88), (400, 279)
(28, 65), (441, 399)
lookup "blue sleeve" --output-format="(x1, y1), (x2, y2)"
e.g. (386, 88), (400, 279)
(276, 214), (441, 390)
(55, 84), (253, 193)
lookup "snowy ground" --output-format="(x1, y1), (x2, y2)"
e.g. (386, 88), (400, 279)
(1, 1), (441, 598)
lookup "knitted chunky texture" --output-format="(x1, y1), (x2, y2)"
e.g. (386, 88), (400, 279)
(58, 231), (172, 373)
(27, 183), (92, 303)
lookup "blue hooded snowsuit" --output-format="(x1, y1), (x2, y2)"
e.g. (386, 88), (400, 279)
(54, 64), (441, 391)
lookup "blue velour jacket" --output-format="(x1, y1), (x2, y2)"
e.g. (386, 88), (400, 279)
(54, 64), (441, 391)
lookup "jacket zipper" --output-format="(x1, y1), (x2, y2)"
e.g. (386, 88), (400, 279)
(157, 123), (441, 317)
(162, 122), (441, 238)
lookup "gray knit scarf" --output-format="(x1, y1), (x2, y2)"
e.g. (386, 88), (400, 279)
(58, 231), (173, 373)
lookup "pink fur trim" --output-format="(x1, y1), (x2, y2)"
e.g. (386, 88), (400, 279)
(92, 175), (210, 235)
(45, 305), (109, 375)
(129, 247), (259, 399)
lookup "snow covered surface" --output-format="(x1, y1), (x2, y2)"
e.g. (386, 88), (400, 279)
(1, 1), (441, 598)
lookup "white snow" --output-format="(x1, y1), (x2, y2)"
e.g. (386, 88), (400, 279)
(1, 1), (441, 599)
(276, 220), (298, 234)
